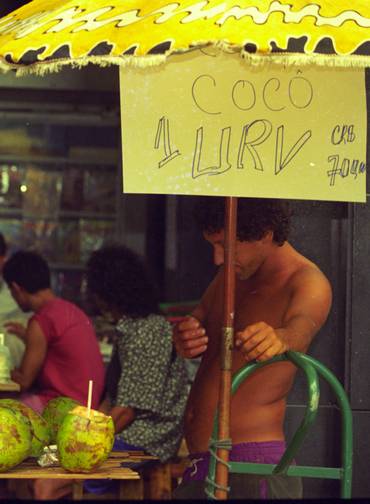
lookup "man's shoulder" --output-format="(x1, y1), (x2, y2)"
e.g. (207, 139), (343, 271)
(282, 244), (329, 284)
(36, 297), (89, 321)
(288, 261), (332, 302)
(290, 260), (329, 283)
(40, 297), (78, 310)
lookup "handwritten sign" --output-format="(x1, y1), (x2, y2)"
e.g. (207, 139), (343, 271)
(120, 48), (366, 202)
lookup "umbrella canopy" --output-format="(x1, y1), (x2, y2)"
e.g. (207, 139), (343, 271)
(0, 0), (370, 74)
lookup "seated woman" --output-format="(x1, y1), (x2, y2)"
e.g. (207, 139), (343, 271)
(32, 244), (189, 500)
(83, 244), (189, 495)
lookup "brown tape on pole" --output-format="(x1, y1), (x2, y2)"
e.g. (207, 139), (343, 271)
(215, 196), (237, 500)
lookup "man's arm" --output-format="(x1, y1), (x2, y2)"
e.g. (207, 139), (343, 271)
(11, 319), (47, 390)
(236, 268), (332, 362)
(172, 270), (222, 358)
(4, 321), (27, 341)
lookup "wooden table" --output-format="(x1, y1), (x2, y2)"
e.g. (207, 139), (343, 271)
(0, 380), (20, 392)
(1, 451), (158, 500)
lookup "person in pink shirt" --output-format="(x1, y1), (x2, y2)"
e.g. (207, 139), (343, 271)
(2, 250), (105, 413)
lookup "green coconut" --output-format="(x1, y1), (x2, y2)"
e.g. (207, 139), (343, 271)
(42, 396), (80, 443)
(0, 399), (51, 457)
(0, 406), (32, 471)
(57, 406), (114, 473)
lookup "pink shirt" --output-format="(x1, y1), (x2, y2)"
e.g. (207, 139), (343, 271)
(31, 298), (105, 408)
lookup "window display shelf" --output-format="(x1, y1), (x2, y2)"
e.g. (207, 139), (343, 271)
(0, 153), (118, 167)
(0, 210), (116, 221)
(0, 110), (120, 127)
(0, 94), (120, 305)
(59, 211), (116, 220)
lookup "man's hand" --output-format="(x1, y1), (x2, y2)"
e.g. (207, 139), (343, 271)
(4, 322), (27, 341)
(173, 316), (208, 359)
(235, 322), (288, 362)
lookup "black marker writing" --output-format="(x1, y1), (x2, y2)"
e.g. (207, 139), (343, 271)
(237, 120), (272, 171)
(288, 77), (313, 109)
(154, 116), (180, 168)
(232, 80), (256, 111)
(275, 126), (312, 175)
(191, 75), (314, 114)
(327, 154), (365, 186)
(192, 75), (221, 115)
(331, 124), (356, 145)
(192, 126), (231, 178)
(263, 78), (285, 112)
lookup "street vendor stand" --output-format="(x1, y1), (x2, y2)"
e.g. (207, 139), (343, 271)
(2, 452), (143, 500)
(1, 451), (168, 500)
(0, 0), (369, 499)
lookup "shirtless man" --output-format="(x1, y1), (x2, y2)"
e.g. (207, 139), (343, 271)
(172, 197), (332, 499)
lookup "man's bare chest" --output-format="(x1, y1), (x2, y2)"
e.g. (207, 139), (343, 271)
(204, 284), (291, 348)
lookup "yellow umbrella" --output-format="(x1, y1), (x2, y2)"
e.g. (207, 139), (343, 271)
(0, 0), (370, 74)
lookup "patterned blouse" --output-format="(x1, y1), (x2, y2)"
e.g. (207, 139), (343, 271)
(107, 314), (189, 462)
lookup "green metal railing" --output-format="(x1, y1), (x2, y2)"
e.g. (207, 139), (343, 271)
(205, 351), (353, 499)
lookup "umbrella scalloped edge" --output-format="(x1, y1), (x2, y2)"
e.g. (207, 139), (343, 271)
(0, 53), (167, 76)
(1, 41), (369, 77)
(240, 50), (370, 69)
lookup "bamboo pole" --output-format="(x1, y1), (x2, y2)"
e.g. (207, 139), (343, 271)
(214, 196), (237, 499)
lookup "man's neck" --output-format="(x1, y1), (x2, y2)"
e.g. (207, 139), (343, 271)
(29, 289), (56, 312)
(247, 241), (296, 287)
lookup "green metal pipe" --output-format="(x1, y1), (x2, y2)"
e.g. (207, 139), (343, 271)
(206, 352), (353, 499)
(229, 461), (342, 480)
(273, 351), (319, 474)
(295, 353), (353, 498)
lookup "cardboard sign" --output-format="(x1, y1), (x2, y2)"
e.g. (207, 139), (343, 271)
(120, 49), (367, 202)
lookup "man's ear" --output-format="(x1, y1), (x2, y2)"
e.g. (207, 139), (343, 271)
(10, 282), (23, 295)
(261, 230), (274, 243)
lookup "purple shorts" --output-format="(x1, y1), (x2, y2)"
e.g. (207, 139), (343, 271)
(182, 441), (287, 499)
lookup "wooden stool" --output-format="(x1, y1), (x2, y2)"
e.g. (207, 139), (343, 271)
(4, 451), (187, 500)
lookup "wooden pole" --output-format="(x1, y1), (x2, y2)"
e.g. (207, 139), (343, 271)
(215, 196), (237, 499)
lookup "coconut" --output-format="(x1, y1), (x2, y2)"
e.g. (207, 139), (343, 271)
(42, 396), (80, 443)
(57, 406), (114, 473)
(0, 406), (32, 471)
(0, 399), (51, 457)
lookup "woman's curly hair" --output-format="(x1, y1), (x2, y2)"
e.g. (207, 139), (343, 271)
(86, 244), (160, 318)
(194, 197), (291, 245)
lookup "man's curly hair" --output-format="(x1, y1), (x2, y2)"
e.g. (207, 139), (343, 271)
(194, 197), (291, 246)
(86, 244), (160, 318)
